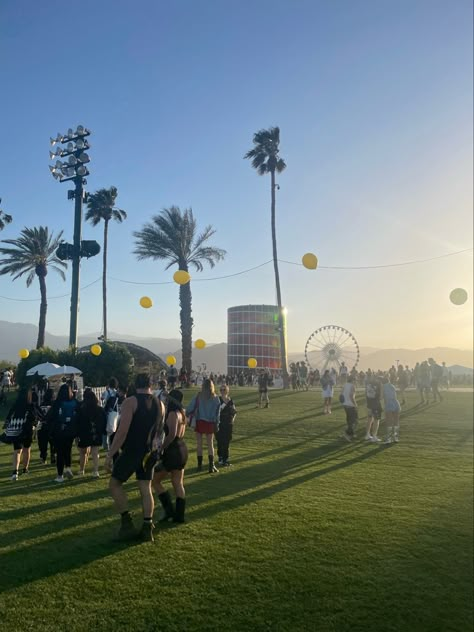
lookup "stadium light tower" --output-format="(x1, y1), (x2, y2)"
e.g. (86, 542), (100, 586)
(49, 126), (99, 347)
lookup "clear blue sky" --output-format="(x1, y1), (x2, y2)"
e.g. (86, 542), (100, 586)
(1, 0), (472, 352)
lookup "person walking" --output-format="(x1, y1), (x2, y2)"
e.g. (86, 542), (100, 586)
(106, 374), (164, 542)
(364, 373), (382, 442)
(2, 388), (37, 480)
(153, 389), (188, 524)
(216, 384), (237, 467)
(186, 378), (220, 473)
(320, 369), (335, 414)
(47, 384), (79, 483)
(341, 375), (358, 442)
(77, 389), (107, 477)
(428, 358), (444, 403)
(383, 376), (401, 444)
(257, 370), (270, 408)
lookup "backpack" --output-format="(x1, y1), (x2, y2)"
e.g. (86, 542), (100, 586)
(56, 400), (78, 438)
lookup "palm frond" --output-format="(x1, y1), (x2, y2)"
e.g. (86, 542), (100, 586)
(0, 226), (67, 286)
(134, 206), (225, 274)
(245, 126), (285, 175)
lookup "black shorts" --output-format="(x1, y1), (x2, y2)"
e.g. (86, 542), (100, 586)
(366, 398), (382, 419)
(13, 437), (32, 450)
(112, 449), (152, 482)
(161, 439), (188, 472)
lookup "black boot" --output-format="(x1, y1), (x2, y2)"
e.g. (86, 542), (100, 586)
(208, 455), (219, 473)
(139, 519), (155, 542)
(115, 512), (137, 542)
(173, 497), (186, 524)
(158, 491), (174, 522)
(197, 455), (203, 472)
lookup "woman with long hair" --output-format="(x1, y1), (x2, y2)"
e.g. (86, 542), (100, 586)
(186, 378), (220, 473)
(383, 376), (401, 444)
(77, 389), (107, 477)
(3, 388), (36, 480)
(47, 383), (79, 483)
(153, 389), (188, 523)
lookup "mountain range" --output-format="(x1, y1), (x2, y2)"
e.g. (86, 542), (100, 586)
(0, 320), (472, 374)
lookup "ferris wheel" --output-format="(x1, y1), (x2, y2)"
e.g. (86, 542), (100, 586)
(304, 325), (360, 373)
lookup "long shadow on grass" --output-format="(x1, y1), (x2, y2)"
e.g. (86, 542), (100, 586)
(188, 444), (386, 522)
(0, 485), (110, 522)
(0, 511), (143, 593)
(185, 440), (372, 507)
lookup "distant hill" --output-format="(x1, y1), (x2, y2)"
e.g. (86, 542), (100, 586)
(0, 321), (471, 373)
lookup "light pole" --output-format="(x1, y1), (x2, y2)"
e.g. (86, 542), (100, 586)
(49, 126), (99, 347)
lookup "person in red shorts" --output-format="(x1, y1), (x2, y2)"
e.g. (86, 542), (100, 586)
(186, 378), (220, 473)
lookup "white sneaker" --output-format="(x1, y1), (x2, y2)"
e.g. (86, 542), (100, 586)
(384, 437), (393, 444)
(64, 469), (74, 480)
(92, 471), (100, 478)
(54, 476), (64, 483)
(364, 434), (373, 441)
(11, 473), (19, 481)
(393, 436), (400, 443)
(371, 436), (381, 443)
(77, 470), (85, 476)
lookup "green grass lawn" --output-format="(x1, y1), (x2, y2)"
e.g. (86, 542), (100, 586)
(0, 388), (472, 632)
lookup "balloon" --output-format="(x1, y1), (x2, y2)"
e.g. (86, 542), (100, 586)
(91, 344), (102, 356)
(194, 339), (206, 349)
(173, 270), (191, 285)
(450, 288), (468, 305)
(139, 296), (153, 309)
(302, 253), (318, 270)
(18, 349), (29, 359)
(166, 355), (177, 366)
(247, 358), (257, 369)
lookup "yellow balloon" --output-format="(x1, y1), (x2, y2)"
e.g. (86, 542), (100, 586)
(195, 339), (206, 349)
(302, 253), (318, 270)
(18, 349), (29, 359)
(91, 344), (102, 356)
(139, 296), (153, 309)
(450, 288), (468, 305)
(173, 270), (191, 285)
(247, 357), (257, 369)
(166, 355), (177, 366)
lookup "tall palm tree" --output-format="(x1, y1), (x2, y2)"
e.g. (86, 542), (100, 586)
(0, 227), (67, 348)
(244, 126), (288, 383)
(0, 199), (12, 231)
(85, 186), (127, 340)
(133, 207), (226, 375)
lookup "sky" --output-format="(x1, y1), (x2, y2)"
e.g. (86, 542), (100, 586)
(0, 0), (472, 353)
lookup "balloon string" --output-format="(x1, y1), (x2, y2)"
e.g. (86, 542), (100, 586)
(0, 248), (471, 299)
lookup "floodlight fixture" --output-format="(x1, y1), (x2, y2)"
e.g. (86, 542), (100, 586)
(76, 165), (87, 176)
(78, 152), (90, 163)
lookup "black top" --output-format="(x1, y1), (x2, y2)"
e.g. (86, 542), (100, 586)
(122, 394), (160, 453)
(218, 397), (236, 427)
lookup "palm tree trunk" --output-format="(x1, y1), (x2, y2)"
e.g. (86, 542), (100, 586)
(103, 219), (108, 340)
(271, 169), (288, 386)
(37, 273), (47, 349)
(179, 273), (193, 377)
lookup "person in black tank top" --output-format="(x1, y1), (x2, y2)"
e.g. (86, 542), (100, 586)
(106, 374), (164, 542)
(153, 389), (188, 524)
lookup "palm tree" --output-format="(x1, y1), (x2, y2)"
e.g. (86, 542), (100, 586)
(0, 227), (67, 348)
(0, 199), (12, 231)
(244, 126), (288, 383)
(133, 207), (226, 375)
(85, 186), (127, 340)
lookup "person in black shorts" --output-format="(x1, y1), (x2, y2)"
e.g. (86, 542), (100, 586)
(2, 388), (37, 480)
(153, 389), (188, 524)
(106, 374), (164, 542)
